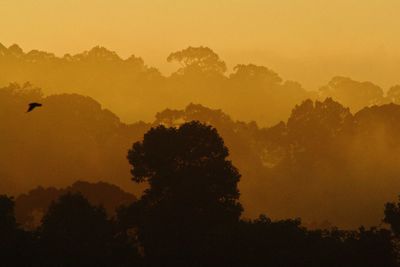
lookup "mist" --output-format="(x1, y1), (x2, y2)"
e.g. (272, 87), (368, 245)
(2, 2), (400, 265)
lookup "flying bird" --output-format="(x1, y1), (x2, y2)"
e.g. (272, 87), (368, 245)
(27, 102), (42, 112)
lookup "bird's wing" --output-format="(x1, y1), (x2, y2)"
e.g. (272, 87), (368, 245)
(27, 103), (37, 112)
(27, 102), (43, 112)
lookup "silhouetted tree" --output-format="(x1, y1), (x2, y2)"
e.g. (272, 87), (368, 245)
(0, 195), (34, 266)
(347, 227), (397, 267)
(39, 192), (140, 266)
(225, 214), (397, 266)
(384, 196), (400, 236)
(120, 121), (242, 264)
(167, 46), (227, 75)
(0, 195), (16, 230)
(285, 97), (353, 161)
(15, 181), (136, 229)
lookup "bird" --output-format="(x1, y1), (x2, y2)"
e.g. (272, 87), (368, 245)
(27, 102), (42, 112)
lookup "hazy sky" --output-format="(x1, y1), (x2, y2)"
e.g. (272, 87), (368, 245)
(1, 0), (400, 89)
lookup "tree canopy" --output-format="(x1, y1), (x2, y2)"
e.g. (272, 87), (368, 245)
(122, 121), (242, 264)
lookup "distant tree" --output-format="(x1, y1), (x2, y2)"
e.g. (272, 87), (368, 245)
(230, 64), (282, 85)
(7, 44), (24, 56)
(167, 46), (227, 75)
(154, 103), (232, 128)
(69, 46), (121, 62)
(319, 76), (384, 111)
(40, 192), (140, 266)
(226, 64), (312, 126)
(267, 97), (354, 176)
(121, 121), (242, 264)
(387, 85), (400, 104)
(286, 98), (353, 155)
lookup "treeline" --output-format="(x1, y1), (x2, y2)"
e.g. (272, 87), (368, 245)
(2, 121), (400, 266)
(4, 84), (400, 228)
(14, 181), (136, 230)
(2, 43), (400, 126)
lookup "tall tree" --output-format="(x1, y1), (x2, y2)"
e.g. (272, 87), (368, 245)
(121, 121), (242, 264)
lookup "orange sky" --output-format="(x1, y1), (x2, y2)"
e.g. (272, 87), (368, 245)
(1, 0), (400, 90)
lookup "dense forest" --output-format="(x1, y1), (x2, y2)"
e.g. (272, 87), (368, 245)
(3, 121), (400, 266)
(2, 43), (400, 126)
(3, 82), (400, 229)
(3, 43), (400, 265)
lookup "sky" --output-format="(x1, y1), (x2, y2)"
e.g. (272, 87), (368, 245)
(1, 0), (400, 90)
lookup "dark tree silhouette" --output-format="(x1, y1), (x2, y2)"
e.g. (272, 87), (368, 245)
(224, 214), (397, 266)
(0, 195), (17, 265)
(39, 192), (140, 266)
(384, 196), (400, 236)
(120, 121), (242, 264)
(0, 195), (34, 266)
(15, 181), (136, 229)
(0, 195), (16, 230)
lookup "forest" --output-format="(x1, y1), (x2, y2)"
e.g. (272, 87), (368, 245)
(2, 44), (400, 265)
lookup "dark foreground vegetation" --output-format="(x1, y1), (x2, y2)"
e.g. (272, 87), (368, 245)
(2, 121), (400, 266)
